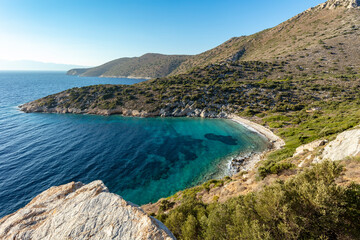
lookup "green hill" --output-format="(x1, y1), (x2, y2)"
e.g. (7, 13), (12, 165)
(67, 53), (191, 79)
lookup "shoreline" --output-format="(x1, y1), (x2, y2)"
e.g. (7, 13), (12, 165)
(19, 102), (284, 174)
(227, 114), (285, 174)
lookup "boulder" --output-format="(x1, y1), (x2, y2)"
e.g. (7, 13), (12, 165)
(0, 181), (175, 240)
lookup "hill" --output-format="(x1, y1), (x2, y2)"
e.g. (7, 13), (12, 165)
(171, 0), (360, 75)
(67, 53), (191, 79)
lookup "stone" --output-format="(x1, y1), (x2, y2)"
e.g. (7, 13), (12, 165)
(320, 0), (360, 9)
(314, 129), (360, 162)
(0, 181), (175, 240)
(293, 139), (327, 157)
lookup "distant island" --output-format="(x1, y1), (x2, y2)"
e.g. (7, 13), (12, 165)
(0, 59), (88, 71)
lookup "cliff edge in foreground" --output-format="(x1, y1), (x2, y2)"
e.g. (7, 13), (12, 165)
(0, 181), (175, 240)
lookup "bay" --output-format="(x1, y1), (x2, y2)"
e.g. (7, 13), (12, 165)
(0, 71), (267, 217)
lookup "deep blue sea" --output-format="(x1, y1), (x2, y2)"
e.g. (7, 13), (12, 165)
(0, 71), (268, 217)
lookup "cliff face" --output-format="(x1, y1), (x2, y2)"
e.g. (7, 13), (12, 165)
(0, 181), (175, 240)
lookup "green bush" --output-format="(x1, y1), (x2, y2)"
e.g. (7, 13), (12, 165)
(157, 161), (360, 240)
(159, 199), (175, 212)
(257, 160), (294, 178)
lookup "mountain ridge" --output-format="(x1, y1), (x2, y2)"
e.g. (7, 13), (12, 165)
(320, 0), (360, 9)
(171, 0), (360, 75)
(67, 0), (360, 78)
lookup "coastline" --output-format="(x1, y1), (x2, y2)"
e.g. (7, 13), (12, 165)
(99, 74), (152, 80)
(227, 114), (285, 174)
(19, 97), (284, 175)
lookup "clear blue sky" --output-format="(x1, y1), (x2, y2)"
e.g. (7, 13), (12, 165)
(0, 0), (325, 66)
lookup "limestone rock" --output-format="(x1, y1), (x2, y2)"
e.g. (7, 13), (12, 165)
(314, 129), (360, 162)
(320, 0), (360, 9)
(0, 181), (175, 240)
(293, 139), (327, 157)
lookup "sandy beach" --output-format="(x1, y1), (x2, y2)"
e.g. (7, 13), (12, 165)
(227, 114), (285, 173)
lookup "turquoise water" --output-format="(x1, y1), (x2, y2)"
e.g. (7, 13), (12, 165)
(0, 71), (268, 217)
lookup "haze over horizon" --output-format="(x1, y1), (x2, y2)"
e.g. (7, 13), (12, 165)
(0, 0), (324, 69)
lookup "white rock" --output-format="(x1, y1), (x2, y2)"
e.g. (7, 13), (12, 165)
(314, 129), (360, 162)
(293, 139), (327, 157)
(320, 0), (360, 9)
(0, 181), (175, 240)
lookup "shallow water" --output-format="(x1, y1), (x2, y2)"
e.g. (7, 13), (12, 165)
(0, 71), (268, 217)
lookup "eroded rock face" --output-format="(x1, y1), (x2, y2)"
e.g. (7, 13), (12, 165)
(320, 0), (360, 9)
(0, 181), (175, 240)
(315, 129), (360, 162)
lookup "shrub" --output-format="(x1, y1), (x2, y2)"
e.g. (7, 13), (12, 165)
(257, 160), (294, 178)
(157, 161), (360, 240)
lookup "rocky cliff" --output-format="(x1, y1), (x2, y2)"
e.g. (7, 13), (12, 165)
(319, 0), (360, 9)
(0, 181), (175, 240)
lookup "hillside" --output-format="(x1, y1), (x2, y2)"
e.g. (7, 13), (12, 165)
(171, 0), (360, 75)
(67, 53), (191, 79)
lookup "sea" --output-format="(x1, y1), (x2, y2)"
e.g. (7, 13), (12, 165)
(0, 71), (268, 217)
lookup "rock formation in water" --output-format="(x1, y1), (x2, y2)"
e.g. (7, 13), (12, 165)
(0, 180), (175, 240)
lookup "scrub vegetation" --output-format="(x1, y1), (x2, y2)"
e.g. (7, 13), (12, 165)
(156, 161), (360, 240)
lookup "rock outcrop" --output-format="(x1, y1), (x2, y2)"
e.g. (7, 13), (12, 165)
(19, 102), (230, 119)
(293, 139), (328, 157)
(314, 128), (360, 162)
(320, 0), (360, 9)
(0, 181), (175, 240)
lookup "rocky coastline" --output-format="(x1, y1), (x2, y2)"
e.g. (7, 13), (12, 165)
(19, 103), (284, 175)
(19, 102), (230, 118)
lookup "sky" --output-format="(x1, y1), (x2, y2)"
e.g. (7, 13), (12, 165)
(0, 0), (325, 67)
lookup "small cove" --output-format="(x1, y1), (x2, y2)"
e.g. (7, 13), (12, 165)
(0, 71), (268, 217)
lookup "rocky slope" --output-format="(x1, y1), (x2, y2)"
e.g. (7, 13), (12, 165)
(67, 53), (190, 79)
(0, 181), (175, 240)
(171, 0), (360, 75)
(67, 0), (360, 79)
(321, 0), (360, 9)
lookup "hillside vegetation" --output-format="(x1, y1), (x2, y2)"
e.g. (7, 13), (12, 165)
(156, 160), (360, 240)
(67, 53), (191, 79)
